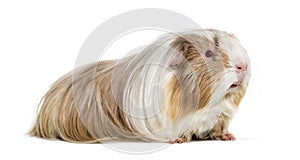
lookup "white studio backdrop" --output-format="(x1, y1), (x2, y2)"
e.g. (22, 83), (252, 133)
(0, 0), (299, 159)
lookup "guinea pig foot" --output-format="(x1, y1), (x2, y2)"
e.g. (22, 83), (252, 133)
(169, 138), (186, 144)
(220, 133), (236, 141)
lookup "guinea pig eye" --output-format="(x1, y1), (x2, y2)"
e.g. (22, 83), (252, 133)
(205, 50), (213, 58)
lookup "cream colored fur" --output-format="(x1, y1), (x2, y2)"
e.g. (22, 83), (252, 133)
(29, 29), (250, 143)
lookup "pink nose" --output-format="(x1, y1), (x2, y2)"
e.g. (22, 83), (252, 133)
(235, 64), (247, 72)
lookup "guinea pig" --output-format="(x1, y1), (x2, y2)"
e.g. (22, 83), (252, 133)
(28, 29), (250, 143)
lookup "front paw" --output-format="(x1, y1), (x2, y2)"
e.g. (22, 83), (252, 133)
(220, 133), (236, 141)
(209, 132), (236, 141)
(169, 138), (187, 144)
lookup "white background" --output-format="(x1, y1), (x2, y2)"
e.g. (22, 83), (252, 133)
(1, 0), (300, 159)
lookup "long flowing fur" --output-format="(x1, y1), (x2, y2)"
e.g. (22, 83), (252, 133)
(29, 29), (250, 143)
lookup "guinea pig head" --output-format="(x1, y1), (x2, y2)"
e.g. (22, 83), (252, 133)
(210, 29), (250, 107)
(167, 30), (250, 114)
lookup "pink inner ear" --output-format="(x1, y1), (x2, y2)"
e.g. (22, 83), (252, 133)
(170, 51), (186, 67)
(179, 50), (185, 55)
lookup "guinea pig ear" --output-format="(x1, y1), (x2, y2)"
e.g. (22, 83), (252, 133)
(169, 37), (191, 68)
(169, 50), (185, 67)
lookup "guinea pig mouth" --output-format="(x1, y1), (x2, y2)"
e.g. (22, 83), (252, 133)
(230, 84), (238, 88)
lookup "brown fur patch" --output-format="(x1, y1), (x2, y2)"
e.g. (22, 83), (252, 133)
(163, 76), (182, 121)
(225, 86), (246, 107)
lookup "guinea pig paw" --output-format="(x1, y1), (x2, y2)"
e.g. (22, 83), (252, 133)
(220, 133), (236, 141)
(169, 138), (186, 144)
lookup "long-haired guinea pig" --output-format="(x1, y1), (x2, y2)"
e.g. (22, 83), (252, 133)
(28, 29), (250, 143)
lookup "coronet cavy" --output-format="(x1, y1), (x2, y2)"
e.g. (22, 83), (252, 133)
(29, 29), (250, 143)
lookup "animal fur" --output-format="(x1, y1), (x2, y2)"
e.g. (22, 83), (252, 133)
(28, 29), (250, 143)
